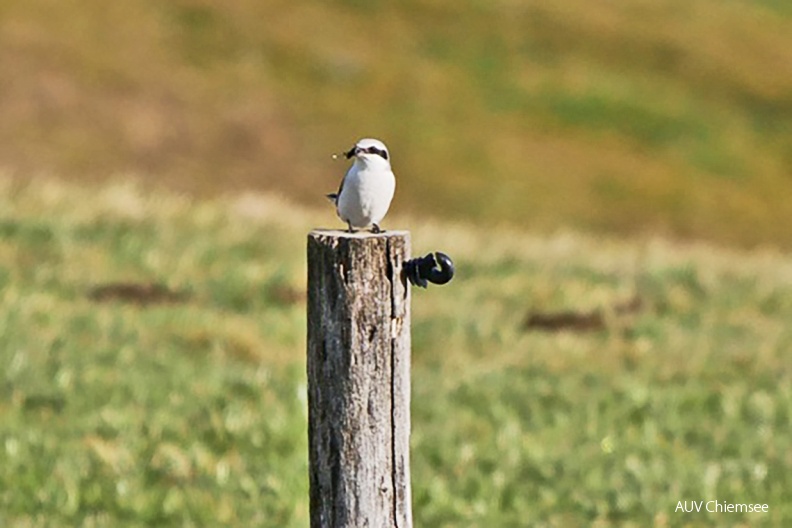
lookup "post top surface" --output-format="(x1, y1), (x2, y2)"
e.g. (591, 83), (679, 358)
(309, 229), (409, 239)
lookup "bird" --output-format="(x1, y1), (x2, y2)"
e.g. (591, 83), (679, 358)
(327, 138), (396, 233)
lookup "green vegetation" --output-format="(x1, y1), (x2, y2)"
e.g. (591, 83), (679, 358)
(1, 0), (791, 245)
(1, 179), (790, 526)
(1, 1), (791, 525)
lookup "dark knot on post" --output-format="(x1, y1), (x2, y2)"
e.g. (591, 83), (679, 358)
(403, 252), (455, 288)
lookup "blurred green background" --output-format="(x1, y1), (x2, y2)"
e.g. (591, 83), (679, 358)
(2, 0), (791, 245)
(2, 1), (792, 526)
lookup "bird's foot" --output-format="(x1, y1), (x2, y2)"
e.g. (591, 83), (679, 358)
(370, 224), (383, 234)
(346, 222), (356, 233)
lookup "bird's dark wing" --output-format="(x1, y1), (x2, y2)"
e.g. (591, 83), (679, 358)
(327, 169), (350, 205)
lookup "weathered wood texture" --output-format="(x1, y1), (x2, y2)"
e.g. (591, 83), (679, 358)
(307, 230), (412, 528)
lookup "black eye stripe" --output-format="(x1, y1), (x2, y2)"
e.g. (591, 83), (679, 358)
(366, 146), (388, 160)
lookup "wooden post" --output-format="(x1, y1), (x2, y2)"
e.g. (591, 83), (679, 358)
(307, 230), (412, 528)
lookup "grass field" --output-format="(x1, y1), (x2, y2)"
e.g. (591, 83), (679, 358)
(2, 2), (791, 524)
(1, 0), (792, 246)
(1, 178), (790, 526)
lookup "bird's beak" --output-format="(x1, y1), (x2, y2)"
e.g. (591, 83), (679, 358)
(344, 146), (357, 159)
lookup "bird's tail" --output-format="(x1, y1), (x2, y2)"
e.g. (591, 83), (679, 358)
(325, 193), (338, 204)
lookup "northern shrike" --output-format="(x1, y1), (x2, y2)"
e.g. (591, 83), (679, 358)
(327, 138), (395, 233)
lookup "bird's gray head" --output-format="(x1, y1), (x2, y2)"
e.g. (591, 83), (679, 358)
(344, 138), (390, 165)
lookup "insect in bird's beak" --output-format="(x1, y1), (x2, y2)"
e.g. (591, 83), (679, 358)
(331, 146), (358, 160)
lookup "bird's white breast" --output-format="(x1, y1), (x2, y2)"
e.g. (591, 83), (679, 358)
(337, 163), (396, 228)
